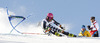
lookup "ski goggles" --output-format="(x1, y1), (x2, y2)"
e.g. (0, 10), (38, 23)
(48, 17), (53, 20)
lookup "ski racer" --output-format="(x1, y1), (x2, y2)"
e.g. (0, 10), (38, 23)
(41, 13), (77, 37)
(87, 16), (99, 37)
(78, 25), (91, 37)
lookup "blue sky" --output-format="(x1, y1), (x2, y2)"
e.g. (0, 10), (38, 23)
(0, 0), (100, 35)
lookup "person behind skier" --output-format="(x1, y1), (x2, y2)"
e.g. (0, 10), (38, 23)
(87, 16), (99, 37)
(42, 13), (77, 37)
(78, 25), (91, 37)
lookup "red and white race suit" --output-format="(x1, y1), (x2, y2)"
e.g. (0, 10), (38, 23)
(90, 21), (99, 36)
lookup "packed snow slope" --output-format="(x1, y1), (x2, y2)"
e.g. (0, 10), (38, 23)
(0, 8), (100, 43)
(0, 34), (100, 43)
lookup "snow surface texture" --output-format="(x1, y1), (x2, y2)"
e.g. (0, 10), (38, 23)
(0, 8), (100, 43)
(0, 34), (100, 43)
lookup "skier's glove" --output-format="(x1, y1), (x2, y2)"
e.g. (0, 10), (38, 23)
(61, 27), (65, 30)
(87, 25), (92, 30)
(87, 25), (90, 30)
(59, 25), (65, 30)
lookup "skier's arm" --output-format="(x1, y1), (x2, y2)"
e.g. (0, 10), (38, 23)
(43, 21), (54, 31)
(43, 21), (53, 30)
(53, 19), (64, 29)
(43, 21), (46, 30)
(95, 23), (99, 30)
(53, 19), (60, 26)
(43, 21), (51, 33)
(87, 25), (93, 30)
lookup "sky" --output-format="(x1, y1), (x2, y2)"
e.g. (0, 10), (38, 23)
(0, 0), (100, 35)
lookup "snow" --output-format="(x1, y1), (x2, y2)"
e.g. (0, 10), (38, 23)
(0, 34), (100, 43)
(0, 8), (100, 43)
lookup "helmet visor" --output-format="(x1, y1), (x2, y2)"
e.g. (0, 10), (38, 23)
(49, 17), (53, 20)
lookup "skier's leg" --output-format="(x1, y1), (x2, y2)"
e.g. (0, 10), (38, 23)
(56, 28), (77, 37)
(97, 31), (99, 37)
(54, 31), (62, 36)
(52, 27), (77, 37)
(62, 31), (77, 37)
(94, 31), (99, 37)
(50, 28), (63, 37)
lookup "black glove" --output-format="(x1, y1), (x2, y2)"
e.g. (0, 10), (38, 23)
(87, 25), (91, 30)
(61, 27), (64, 29)
(61, 27), (65, 30)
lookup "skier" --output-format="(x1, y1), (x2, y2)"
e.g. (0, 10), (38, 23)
(42, 13), (77, 37)
(78, 25), (91, 37)
(87, 16), (99, 37)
